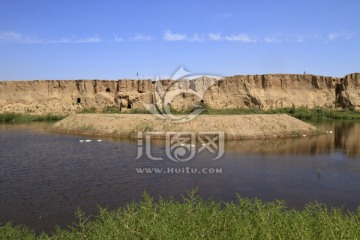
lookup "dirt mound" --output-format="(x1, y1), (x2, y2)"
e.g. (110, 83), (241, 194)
(51, 114), (317, 139)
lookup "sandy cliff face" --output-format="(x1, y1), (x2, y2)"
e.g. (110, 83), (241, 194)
(0, 73), (359, 114)
(0, 80), (116, 113)
(340, 73), (360, 108)
(204, 74), (340, 110)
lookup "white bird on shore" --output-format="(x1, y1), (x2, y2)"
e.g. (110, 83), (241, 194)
(303, 134), (307, 137)
(97, 139), (102, 142)
(85, 139), (92, 142)
(329, 131), (333, 134)
(79, 140), (84, 143)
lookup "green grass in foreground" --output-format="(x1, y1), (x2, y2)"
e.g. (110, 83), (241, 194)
(1, 191), (359, 239)
(0, 113), (65, 123)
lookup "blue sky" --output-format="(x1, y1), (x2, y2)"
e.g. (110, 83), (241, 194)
(0, 0), (359, 80)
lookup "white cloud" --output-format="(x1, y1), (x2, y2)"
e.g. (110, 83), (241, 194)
(328, 32), (339, 40)
(163, 31), (187, 41)
(113, 34), (123, 42)
(129, 33), (153, 41)
(48, 36), (102, 43)
(8, 31), (343, 45)
(264, 36), (281, 43)
(188, 33), (205, 42)
(0, 31), (42, 44)
(0, 32), (102, 44)
(208, 33), (256, 42)
(163, 31), (204, 42)
(328, 31), (353, 41)
(208, 33), (222, 41)
(295, 36), (305, 43)
(80, 36), (102, 43)
(224, 34), (256, 42)
(0, 31), (22, 42)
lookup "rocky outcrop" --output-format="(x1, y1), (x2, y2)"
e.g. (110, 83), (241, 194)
(0, 73), (359, 114)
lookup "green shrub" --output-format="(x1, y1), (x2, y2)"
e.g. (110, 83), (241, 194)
(0, 191), (359, 239)
(0, 113), (65, 123)
(102, 106), (121, 113)
(78, 107), (97, 113)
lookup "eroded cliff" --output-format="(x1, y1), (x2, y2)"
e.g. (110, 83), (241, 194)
(0, 73), (359, 114)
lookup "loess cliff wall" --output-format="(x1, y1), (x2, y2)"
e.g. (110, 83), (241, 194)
(0, 73), (359, 114)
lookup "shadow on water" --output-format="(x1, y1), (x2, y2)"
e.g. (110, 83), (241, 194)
(0, 120), (359, 233)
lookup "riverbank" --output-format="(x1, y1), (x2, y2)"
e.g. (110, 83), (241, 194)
(84, 106), (360, 120)
(201, 106), (360, 120)
(1, 192), (359, 239)
(1, 107), (360, 124)
(0, 113), (65, 123)
(51, 114), (318, 139)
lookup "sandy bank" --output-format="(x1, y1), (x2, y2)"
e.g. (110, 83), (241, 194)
(51, 114), (318, 139)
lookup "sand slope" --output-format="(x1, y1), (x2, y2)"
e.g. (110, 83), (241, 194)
(51, 114), (317, 139)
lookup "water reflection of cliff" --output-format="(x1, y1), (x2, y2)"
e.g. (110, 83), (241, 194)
(225, 122), (360, 156)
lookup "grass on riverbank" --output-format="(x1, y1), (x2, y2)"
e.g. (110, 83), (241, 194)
(1, 191), (359, 239)
(2, 106), (360, 124)
(0, 113), (65, 123)
(97, 106), (360, 121)
(101, 106), (149, 114)
(201, 106), (360, 120)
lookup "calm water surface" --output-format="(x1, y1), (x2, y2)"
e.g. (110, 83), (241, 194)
(0, 121), (359, 233)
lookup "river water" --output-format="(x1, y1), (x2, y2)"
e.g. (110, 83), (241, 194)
(0, 121), (359, 233)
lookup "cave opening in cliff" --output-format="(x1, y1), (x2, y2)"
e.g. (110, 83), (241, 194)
(127, 103), (132, 109)
(335, 84), (344, 107)
(77, 98), (81, 104)
(335, 84), (342, 98)
(105, 87), (111, 93)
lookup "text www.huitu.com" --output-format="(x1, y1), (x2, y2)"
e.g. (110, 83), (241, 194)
(135, 167), (223, 174)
